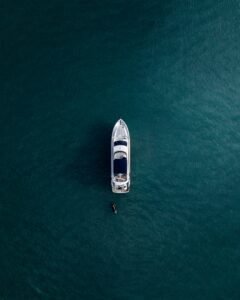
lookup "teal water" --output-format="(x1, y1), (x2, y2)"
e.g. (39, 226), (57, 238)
(1, 1), (240, 299)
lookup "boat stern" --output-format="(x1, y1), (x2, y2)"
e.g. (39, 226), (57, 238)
(112, 180), (130, 193)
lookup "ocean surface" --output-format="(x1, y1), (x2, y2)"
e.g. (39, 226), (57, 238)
(1, 1), (240, 299)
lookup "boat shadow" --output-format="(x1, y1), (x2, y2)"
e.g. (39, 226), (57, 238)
(65, 122), (112, 189)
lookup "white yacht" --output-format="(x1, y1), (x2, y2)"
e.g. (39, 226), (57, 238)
(111, 119), (130, 193)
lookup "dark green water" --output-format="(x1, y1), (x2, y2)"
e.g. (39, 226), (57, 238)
(1, 1), (240, 299)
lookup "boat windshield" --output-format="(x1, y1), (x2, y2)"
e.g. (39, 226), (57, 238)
(114, 140), (127, 146)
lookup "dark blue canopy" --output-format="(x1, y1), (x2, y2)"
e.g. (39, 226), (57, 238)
(114, 157), (127, 174)
(114, 141), (127, 146)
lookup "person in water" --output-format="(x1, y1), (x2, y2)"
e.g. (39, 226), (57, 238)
(112, 202), (117, 214)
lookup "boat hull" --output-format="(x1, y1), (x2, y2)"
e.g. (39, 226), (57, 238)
(111, 119), (130, 193)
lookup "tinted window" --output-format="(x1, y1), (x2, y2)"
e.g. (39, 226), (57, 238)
(114, 141), (127, 146)
(114, 157), (127, 174)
